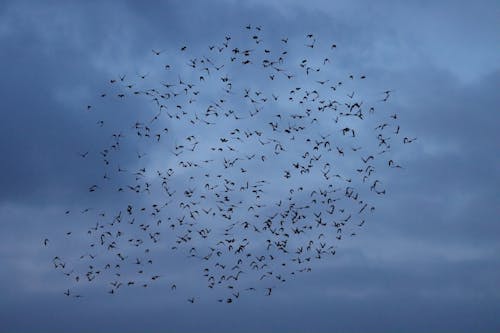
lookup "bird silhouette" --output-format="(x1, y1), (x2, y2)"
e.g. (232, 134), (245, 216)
(46, 24), (416, 304)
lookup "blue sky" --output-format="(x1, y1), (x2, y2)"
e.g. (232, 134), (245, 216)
(0, 1), (498, 332)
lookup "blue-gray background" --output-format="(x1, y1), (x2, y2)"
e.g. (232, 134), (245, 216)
(0, 1), (498, 332)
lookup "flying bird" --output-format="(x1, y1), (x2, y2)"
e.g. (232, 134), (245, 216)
(48, 24), (415, 305)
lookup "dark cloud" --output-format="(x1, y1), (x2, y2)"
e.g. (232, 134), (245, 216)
(0, 1), (498, 332)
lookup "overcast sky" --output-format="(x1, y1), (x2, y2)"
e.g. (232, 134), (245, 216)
(0, 1), (499, 333)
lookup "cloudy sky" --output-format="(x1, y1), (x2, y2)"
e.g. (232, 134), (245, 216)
(0, 1), (499, 332)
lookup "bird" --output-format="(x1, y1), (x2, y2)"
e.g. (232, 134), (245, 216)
(50, 24), (414, 304)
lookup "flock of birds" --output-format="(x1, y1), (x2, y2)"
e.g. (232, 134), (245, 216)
(46, 25), (416, 304)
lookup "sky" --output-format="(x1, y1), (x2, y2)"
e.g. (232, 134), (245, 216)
(0, 1), (499, 332)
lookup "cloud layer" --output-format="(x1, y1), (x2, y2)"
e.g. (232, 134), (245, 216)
(0, 1), (498, 332)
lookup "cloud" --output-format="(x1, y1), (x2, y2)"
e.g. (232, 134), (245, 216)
(0, 1), (498, 332)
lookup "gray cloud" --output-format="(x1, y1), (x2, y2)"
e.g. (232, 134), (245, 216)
(0, 1), (498, 332)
